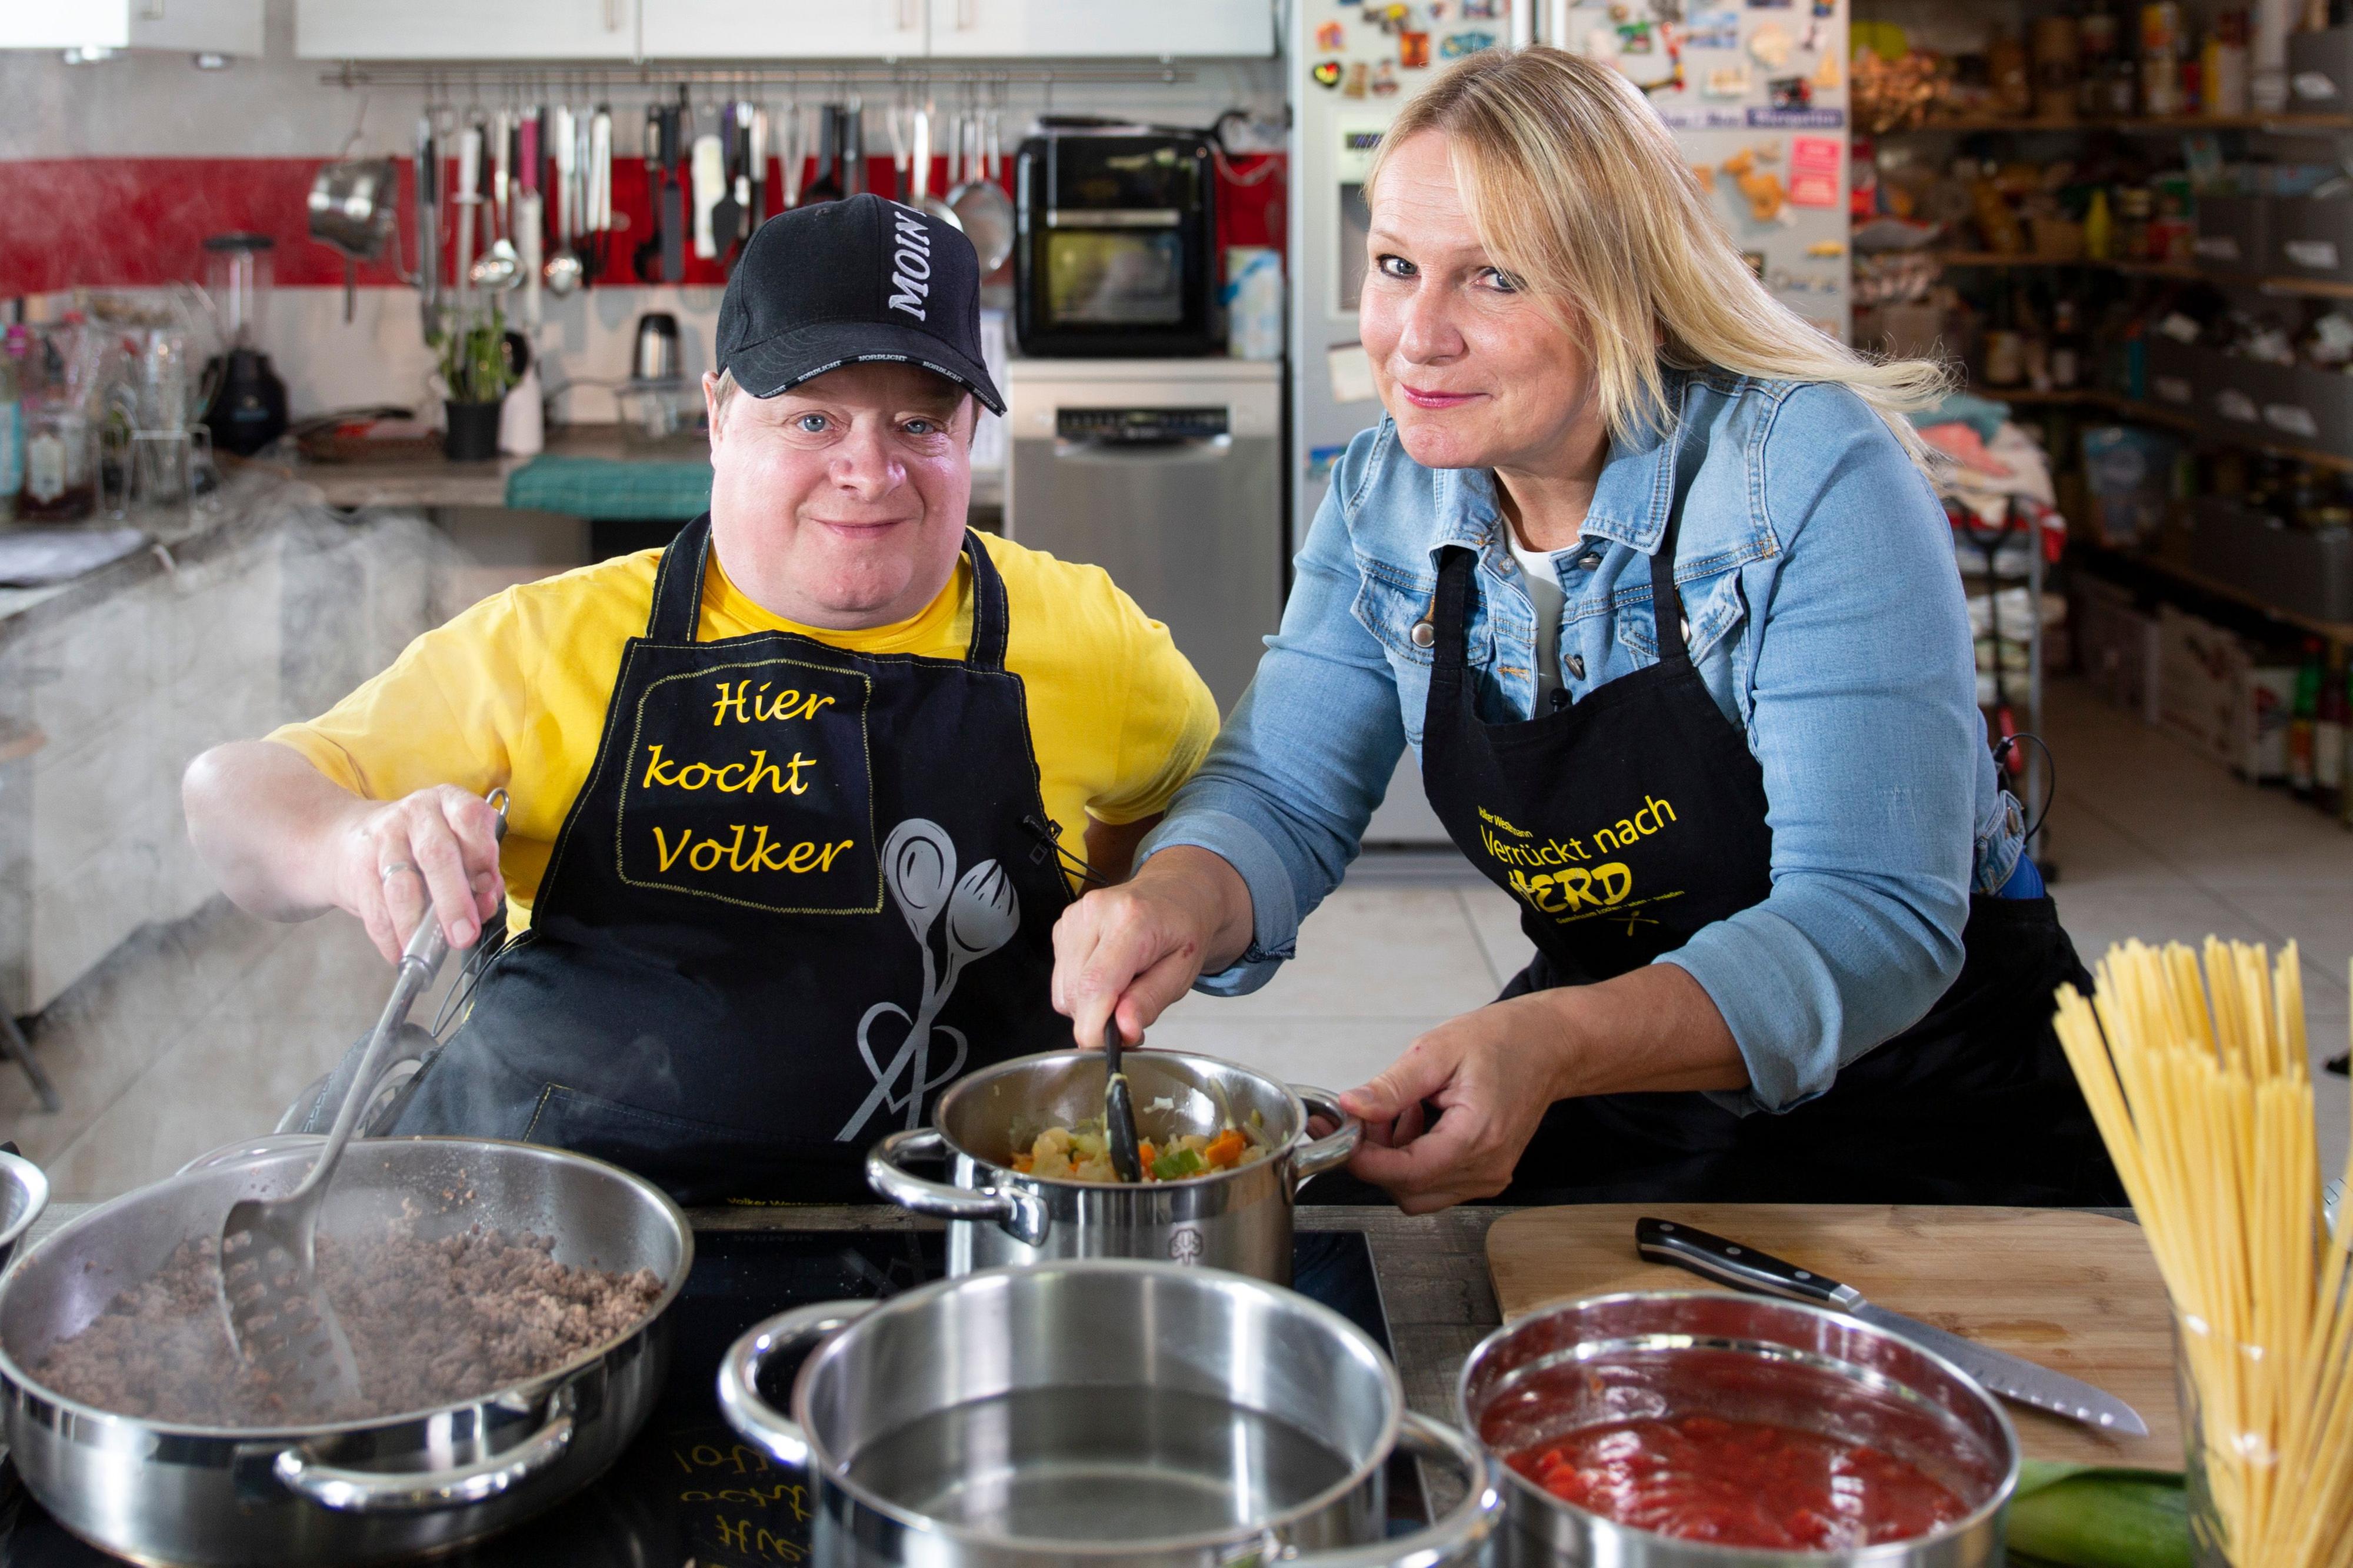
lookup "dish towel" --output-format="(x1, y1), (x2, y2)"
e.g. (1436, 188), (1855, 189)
(502, 456), (713, 521)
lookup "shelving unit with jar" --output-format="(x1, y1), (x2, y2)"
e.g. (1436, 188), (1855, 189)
(1854, 1), (2353, 825)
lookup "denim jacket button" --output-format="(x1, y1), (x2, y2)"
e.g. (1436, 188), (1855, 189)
(1410, 618), (1436, 649)
(1565, 653), (1586, 680)
(1575, 549), (1602, 570)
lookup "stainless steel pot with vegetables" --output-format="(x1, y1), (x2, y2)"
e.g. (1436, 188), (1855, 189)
(1458, 1292), (2020, 1568)
(864, 1049), (1361, 1281)
(0, 1136), (691, 1567)
(718, 1258), (1501, 1568)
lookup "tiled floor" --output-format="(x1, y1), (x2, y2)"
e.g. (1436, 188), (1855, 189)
(7, 678), (2349, 1200)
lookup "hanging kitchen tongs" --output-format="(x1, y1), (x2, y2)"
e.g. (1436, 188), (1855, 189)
(217, 791), (510, 1412)
(1102, 1016), (1145, 1184)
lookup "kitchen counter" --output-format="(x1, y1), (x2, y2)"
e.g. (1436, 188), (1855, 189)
(291, 424), (689, 511)
(0, 465), (297, 644)
(291, 425), (1004, 513)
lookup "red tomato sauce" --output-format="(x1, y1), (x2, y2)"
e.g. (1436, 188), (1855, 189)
(1507, 1415), (1968, 1550)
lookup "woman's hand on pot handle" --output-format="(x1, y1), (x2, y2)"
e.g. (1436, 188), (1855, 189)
(1340, 965), (1749, 1214)
(1339, 996), (1569, 1215)
(1051, 846), (1255, 1050)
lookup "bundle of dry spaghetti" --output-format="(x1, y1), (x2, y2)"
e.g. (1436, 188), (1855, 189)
(2053, 938), (2353, 1568)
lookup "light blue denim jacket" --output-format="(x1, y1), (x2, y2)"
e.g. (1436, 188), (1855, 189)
(1139, 366), (2029, 1115)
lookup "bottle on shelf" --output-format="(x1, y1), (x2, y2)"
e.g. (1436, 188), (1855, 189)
(2291, 638), (2323, 799)
(2051, 296), (2086, 389)
(2142, 1), (2186, 116)
(2318, 644), (2348, 816)
(0, 328), (19, 525)
(2081, 0), (2122, 118)
(2084, 186), (2115, 260)
(1984, 286), (2027, 388)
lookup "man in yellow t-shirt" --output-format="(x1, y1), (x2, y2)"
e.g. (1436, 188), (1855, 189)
(182, 196), (1217, 1202)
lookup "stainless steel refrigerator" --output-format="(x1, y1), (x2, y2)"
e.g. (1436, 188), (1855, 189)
(1288, 0), (1851, 843)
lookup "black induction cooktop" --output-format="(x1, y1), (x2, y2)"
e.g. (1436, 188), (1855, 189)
(0, 1230), (1399, 1567)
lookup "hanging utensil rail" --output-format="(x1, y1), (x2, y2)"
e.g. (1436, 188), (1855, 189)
(322, 63), (1194, 92)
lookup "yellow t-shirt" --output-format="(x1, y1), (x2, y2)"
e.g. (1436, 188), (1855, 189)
(267, 533), (1218, 925)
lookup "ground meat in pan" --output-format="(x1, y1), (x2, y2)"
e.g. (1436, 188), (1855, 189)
(33, 1226), (666, 1425)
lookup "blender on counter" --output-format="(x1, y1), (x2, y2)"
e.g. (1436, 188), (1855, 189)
(199, 233), (288, 458)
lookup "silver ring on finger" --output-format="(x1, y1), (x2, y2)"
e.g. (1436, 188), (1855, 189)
(379, 860), (418, 883)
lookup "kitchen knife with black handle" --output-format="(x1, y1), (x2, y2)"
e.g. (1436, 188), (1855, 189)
(661, 103), (686, 284)
(1634, 1216), (2148, 1437)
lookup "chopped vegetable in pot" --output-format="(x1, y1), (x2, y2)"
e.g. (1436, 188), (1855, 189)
(1010, 1119), (1267, 1183)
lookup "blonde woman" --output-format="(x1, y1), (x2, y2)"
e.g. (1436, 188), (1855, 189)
(1050, 47), (2124, 1213)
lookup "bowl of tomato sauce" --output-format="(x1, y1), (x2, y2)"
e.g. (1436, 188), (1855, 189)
(1457, 1292), (2018, 1567)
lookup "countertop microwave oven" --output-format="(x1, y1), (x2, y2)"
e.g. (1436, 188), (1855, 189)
(1012, 128), (1221, 358)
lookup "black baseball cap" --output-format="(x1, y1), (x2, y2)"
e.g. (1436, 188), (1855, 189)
(715, 193), (1003, 416)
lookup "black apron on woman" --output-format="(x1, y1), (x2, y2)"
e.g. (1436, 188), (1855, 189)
(303, 516), (1075, 1203)
(1336, 505), (2122, 1207)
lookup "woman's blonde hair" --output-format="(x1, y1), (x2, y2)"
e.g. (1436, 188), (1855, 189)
(1369, 46), (1949, 469)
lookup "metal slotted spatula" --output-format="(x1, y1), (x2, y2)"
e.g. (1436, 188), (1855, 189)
(217, 789), (509, 1410)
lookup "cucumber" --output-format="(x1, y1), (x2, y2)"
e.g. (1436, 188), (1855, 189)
(2006, 1462), (2193, 1568)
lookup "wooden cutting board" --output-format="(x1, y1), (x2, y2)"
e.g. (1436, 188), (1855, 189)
(1487, 1205), (2179, 1469)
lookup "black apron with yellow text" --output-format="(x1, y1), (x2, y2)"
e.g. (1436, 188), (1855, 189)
(1399, 509), (2122, 1206)
(382, 517), (1073, 1202)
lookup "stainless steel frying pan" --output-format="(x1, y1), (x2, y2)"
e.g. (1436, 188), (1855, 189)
(0, 1136), (691, 1567)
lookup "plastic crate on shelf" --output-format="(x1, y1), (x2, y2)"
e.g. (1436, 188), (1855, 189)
(2187, 495), (2353, 622)
(2271, 197), (2353, 285)
(2192, 194), (2269, 272)
(2289, 24), (2353, 111)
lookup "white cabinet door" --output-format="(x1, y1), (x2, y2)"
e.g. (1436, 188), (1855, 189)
(929, 0), (1272, 57)
(641, 0), (926, 58)
(295, 0), (639, 59)
(0, 0), (261, 52)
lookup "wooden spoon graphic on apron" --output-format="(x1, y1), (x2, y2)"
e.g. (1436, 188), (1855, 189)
(839, 819), (1019, 1139)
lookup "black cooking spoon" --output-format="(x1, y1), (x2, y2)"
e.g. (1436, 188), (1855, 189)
(1103, 1015), (1144, 1185)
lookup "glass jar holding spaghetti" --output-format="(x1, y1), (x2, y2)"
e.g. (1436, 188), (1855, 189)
(2055, 938), (2351, 1568)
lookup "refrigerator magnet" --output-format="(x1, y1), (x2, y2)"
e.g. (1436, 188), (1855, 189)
(1327, 344), (1379, 405)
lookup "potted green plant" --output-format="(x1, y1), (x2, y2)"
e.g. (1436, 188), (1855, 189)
(436, 306), (517, 461)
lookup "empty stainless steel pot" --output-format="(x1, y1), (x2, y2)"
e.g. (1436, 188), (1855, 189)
(1458, 1292), (2021, 1568)
(718, 1259), (1499, 1568)
(0, 1137), (691, 1566)
(865, 1048), (1359, 1280)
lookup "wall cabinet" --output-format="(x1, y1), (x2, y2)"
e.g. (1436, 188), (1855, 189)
(295, 0), (638, 61)
(638, 1), (926, 61)
(295, 0), (1272, 62)
(928, 0), (1272, 58)
(0, 0), (262, 54)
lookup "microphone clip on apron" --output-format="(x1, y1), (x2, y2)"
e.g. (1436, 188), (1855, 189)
(380, 517), (1074, 1202)
(1414, 506), (2121, 1207)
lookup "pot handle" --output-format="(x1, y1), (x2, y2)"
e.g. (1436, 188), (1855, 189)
(275, 1383), (576, 1513)
(1290, 1086), (1364, 1182)
(866, 1127), (1051, 1247)
(717, 1299), (881, 1468)
(1296, 1410), (1502, 1568)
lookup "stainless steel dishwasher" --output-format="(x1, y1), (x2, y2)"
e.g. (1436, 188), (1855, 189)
(1005, 359), (1283, 716)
